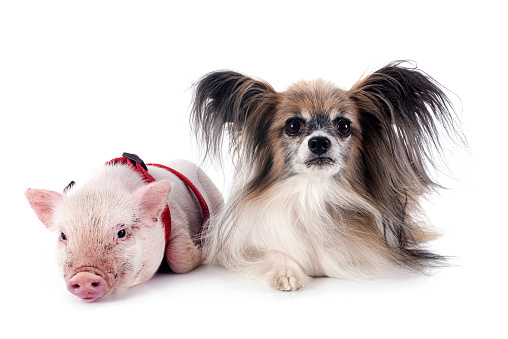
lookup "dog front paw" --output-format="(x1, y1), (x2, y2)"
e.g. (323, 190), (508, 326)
(275, 268), (306, 291)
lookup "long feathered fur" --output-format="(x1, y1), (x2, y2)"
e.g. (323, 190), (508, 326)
(348, 62), (464, 265)
(191, 61), (464, 289)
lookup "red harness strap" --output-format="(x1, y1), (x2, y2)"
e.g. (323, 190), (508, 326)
(106, 153), (210, 247)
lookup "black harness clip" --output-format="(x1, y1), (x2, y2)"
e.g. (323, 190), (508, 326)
(122, 152), (148, 171)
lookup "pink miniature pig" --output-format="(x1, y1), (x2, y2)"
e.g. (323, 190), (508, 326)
(25, 153), (223, 302)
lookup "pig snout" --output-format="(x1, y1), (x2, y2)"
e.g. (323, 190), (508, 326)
(66, 272), (109, 302)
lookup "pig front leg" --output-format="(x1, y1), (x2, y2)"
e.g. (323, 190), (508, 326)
(165, 224), (203, 274)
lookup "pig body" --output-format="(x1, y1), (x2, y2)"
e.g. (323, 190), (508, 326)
(25, 158), (223, 302)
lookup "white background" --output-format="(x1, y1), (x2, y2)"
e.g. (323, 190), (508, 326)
(1, 1), (506, 338)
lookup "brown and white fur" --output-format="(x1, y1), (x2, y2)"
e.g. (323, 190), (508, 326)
(191, 61), (464, 290)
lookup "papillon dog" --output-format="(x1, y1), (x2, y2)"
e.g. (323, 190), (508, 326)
(191, 61), (463, 290)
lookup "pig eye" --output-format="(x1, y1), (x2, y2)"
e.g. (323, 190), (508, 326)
(117, 229), (126, 239)
(60, 232), (67, 241)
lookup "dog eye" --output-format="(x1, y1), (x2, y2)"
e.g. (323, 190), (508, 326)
(285, 119), (303, 136)
(337, 119), (351, 137)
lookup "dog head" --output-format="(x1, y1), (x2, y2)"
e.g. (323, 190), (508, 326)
(191, 61), (464, 199)
(274, 79), (358, 177)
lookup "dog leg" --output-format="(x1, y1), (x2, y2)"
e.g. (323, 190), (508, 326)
(264, 251), (310, 291)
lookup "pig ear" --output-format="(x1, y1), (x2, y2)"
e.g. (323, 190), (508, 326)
(133, 181), (172, 227)
(25, 189), (62, 231)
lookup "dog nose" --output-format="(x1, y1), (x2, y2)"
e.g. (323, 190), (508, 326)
(308, 136), (331, 155)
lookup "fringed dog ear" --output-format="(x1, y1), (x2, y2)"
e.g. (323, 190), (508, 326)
(348, 61), (464, 268)
(191, 71), (278, 161)
(349, 61), (464, 193)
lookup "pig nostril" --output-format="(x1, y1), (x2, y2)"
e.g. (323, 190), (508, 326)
(72, 284), (80, 289)
(91, 282), (99, 287)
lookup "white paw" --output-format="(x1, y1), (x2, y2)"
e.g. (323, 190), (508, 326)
(275, 268), (305, 291)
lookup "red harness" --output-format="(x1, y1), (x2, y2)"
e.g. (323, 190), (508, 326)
(106, 153), (210, 247)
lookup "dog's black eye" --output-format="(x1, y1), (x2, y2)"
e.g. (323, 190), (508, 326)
(337, 119), (351, 137)
(285, 119), (303, 136)
(117, 229), (126, 239)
